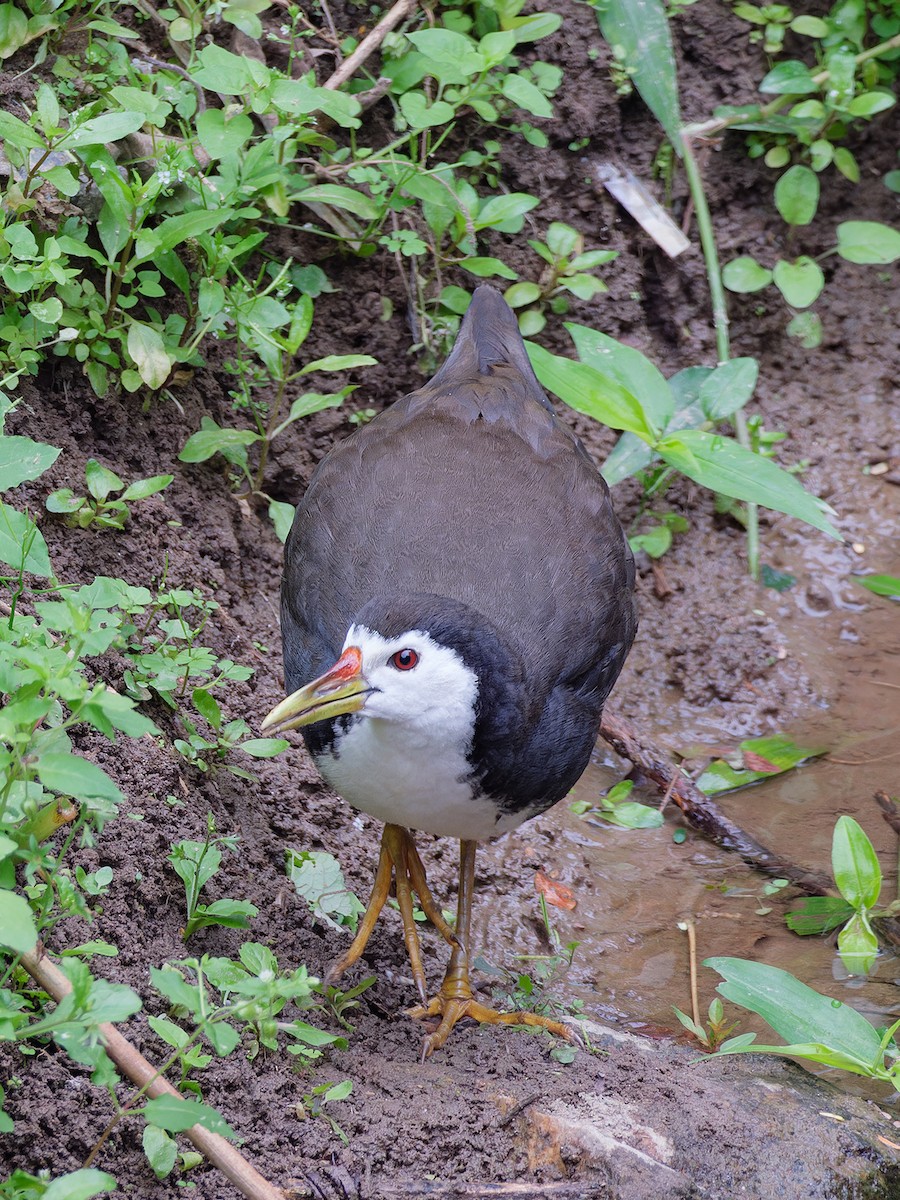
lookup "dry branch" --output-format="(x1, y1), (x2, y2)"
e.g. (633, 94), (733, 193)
(322, 0), (418, 91)
(598, 710), (833, 896)
(20, 949), (285, 1200)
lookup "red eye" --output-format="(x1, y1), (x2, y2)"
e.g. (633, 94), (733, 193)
(390, 648), (419, 671)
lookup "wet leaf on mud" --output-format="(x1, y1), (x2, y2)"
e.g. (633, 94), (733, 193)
(695, 734), (826, 796)
(534, 870), (576, 911)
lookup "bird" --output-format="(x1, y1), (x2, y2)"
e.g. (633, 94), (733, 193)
(262, 285), (637, 1056)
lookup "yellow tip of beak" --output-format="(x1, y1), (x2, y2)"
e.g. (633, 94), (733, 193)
(261, 646), (371, 735)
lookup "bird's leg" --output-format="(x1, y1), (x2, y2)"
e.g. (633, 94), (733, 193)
(408, 839), (576, 1058)
(324, 824), (458, 1005)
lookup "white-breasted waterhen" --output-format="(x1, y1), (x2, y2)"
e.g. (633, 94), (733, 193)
(262, 285), (637, 1056)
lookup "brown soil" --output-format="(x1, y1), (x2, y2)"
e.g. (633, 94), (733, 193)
(3, 2), (900, 1198)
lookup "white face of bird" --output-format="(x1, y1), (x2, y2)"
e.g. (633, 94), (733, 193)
(344, 624), (479, 739)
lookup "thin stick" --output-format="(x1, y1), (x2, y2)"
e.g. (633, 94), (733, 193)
(682, 919), (700, 1029)
(20, 950), (285, 1200)
(322, 0), (418, 91)
(598, 710), (833, 895)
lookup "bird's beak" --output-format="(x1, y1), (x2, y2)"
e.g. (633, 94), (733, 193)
(261, 646), (371, 734)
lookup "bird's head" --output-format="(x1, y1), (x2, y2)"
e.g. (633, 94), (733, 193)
(261, 595), (512, 740)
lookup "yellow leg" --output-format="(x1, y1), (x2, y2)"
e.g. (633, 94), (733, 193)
(407, 840), (576, 1058)
(324, 824), (457, 1004)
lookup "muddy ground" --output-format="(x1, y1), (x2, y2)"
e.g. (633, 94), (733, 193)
(3, 1), (900, 1197)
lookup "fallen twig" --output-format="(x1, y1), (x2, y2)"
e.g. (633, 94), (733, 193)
(20, 949), (285, 1200)
(322, 0), (418, 91)
(598, 710), (833, 896)
(874, 789), (900, 837)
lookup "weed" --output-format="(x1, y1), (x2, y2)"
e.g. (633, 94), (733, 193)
(167, 817), (259, 940)
(296, 1079), (353, 1144)
(570, 779), (664, 830)
(673, 996), (741, 1050)
(46, 460), (172, 530)
(286, 849), (365, 933)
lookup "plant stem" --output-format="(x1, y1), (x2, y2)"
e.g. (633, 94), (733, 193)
(680, 134), (760, 579)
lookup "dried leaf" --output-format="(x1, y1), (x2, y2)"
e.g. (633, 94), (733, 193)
(534, 870), (576, 911)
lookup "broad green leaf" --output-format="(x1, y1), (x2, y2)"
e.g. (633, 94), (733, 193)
(85, 459), (124, 501)
(602, 366), (710, 486)
(399, 92), (456, 129)
(833, 147), (859, 184)
(38, 752), (123, 805)
(179, 426), (261, 463)
(655, 429), (839, 537)
(406, 28), (483, 73)
(0, 5), (29, 59)
(602, 800), (664, 828)
(475, 192), (540, 230)
(0, 889), (38, 953)
(705, 957), (884, 1065)
(774, 165), (819, 226)
(0, 436), (60, 489)
(460, 256), (518, 280)
(286, 848), (365, 933)
(698, 357), (758, 420)
(0, 109), (44, 149)
(832, 815), (881, 910)
(269, 79), (360, 127)
(759, 60), (818, 94)
(60, 111), (146, 149)
(836, 221), (900, 265)
(322, 1078), (353, 1102)
(42, 1170), (117, 1200)
(137, 209), (234, 260)
(143, 1124), (177, 1179)
(712, 1039), (883, 1077)
(192, 688), (221, 730)
(567, 323), (673, 432)
(855, 574), (900, 598)
(297, 185), (379, 221)
(195, 109), (253, 159)
(773, 257), (825, 308)
(0, 502), (52, 576)
(240, 738), (288, 757)
(126, 323), (172, 390)
(722, 255), (773, 293)
(837, 912), (879, 975)
(189, 44), (267, 93)
(142, 1095), (238, 1140)
(786, 895), (856, 935)
(847, 91), (895, 118)
(501, 74), (553, 118)
(507, 12), (561, 43)
(527, 342), (658, 440)
(695, 734), (825, 796)
(629, 526), (671, 558)
(503, 281), (541, 307)
(268, 500), (294, 543)
(594, 0), (682, 152)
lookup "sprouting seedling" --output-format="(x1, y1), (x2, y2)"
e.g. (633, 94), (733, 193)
(167, 817), (259, 940)
(46, 459), (172, 530)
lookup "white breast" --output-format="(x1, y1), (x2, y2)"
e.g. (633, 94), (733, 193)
(313, 624), (525, 840)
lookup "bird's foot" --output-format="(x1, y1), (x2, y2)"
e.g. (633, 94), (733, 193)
(406, 953), (576, 1059)
(324, 824), (458, 1004)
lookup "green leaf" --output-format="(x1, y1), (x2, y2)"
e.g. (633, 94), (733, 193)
(785, 896), (856, 935)
(0, 436), (60, 489)
(474, 192), (540, 230)
(772, 257), (825, 308)
(567, 323), (674, 433)
(602, 800), (665, 829)
(774, 165), (819, 226)
(527, 342), (659, 440)
(268, 499), (295, 543)
(837, 912), (879, 975)
(195, 109), (253, 160)
(460, 256), (518, 280)
(59, 111), (146, 149)
(192, 688), (222, 730)
(722, 255), (773, 293)
(143, 1125), (177, 1179)
(42, 1169), (118, 1200)
(594, 0), (682, 152)
(629, 525), (671, 558)
(759, 60), (818, 94)
(705, 957), (884, 1065)
(500, 74), (553, 118)
(120, 474), (173, 502)
(855, 574), (900, 598)
(300, 354), (377, 374)
(836, 221), (900, 265)
(38, 753), (123, 805)
(142, 1095), (238, 1140)
(0, 3), (28, 58)
(138, 210), (234, 259)
(298, 185), (380, 221)
(846, 92), (895, 118)
(695, 734), (825, 796)
(84, 459), (124, 501)
(789, 15), (828, 37)
(179, 425), (261, 463)
(189, 43), (266, 93)
(503, 281), (541, 308)
(126, 323), (172, 390)
(698, 357), (758, 420)
(655, 429), (839, 537)
(240, 738), (288, 758)
(0, 889), (38, 953)
(322, 1078), (353, 1102)
(0, 108), (43, 149)
(398, 92), (456, 129)
(833, 147), (859, 183)
(832, 815), (881, 910)
(286, 849), (365, 933)
(0, 502), (52, 576)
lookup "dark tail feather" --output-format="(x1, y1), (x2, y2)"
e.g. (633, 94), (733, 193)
(429, 285), (554, 411)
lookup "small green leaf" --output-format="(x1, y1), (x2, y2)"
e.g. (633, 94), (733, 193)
(503, 281), (541, 307)
(629, 525), (671, 558)
(60, 111), (146, 149)
(84, 459), (124, 501)
(773, 257), (825, 308)
(398, 92), (456, 129)
(837, 912), (879, 975)
(774, 165), (819, 226)
(832, 815), (881, 910)
(699, 357), (759, 420)
(240, 738), (289, 758)
(722, 256), (773, 293)
(759, 60), (818, 94)
(143, 1125), (177, 1179)
(846, 92), (895, 118)
(42, 1169), (117, 1200)
(836, 221), (900, 265)
(0, 503), (51, 575)
(459, 257), (518, 280)
(268, 499), (295, 543)
(120, 474), (173, 502)
(298, 185), (380, 220)
(475, 192), (540, 231)
(39, 752), (123, 805)
(500, 73), (553, 118)
(527, 342), (659, 441)
(179, 425), (261, 464)
(855, 574), (900, 598)
(300, 354), (377, 375)
(192, 688), (222, 730)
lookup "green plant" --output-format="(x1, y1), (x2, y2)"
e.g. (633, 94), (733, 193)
(705, 956), (900, 1089)
(673, 995), (740, 1050)
(855, 572), (900, 598)
(297, 1079), (353, 1143)
(786, 815), (888, 973)
(286, 849), (365, 933)
(167, 819), (259, 939)
(570, 779), (664, 830)
(46, 460), (172, 530)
